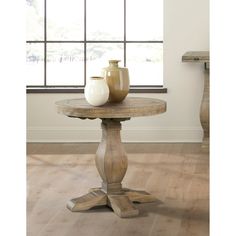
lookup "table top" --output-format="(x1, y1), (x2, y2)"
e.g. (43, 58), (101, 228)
(56, 97), (166, 119)
(182, 51), (209, 62)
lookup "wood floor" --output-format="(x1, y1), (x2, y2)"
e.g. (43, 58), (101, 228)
(27, 143), (209, 236)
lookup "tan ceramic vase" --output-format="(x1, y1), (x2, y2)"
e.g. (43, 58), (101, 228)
(102, 60), (130, 103)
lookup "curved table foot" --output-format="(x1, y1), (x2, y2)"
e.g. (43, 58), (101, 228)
(108, 195), (139, 218)
(67, 190), (107, 212)
(123, 188), (157, 203)
(73, 187), (158, 217)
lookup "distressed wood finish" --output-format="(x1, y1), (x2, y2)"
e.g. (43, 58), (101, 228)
(200, 69), (209, 151)
(67, 190), (107, 211)
(182, 51), (209, 62)
(96, 119), (128, 194)
(108, 195), (139, 218)
(55, 97), (166, 119)
(55, 97), (166, 218)
(182, 51), (210, 152)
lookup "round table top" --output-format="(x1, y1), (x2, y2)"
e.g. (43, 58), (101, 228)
(55, 97), (166, 119)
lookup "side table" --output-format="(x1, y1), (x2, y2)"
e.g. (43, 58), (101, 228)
(182, 51), (210, 152)
(56, 97), (166, 218)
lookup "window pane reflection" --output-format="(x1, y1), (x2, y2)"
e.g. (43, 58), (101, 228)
(126, 43), (163, 85)
(47, 43), (84, 85)
(26, 43), (44, 85)
(87, 0), (123, 40)
(26, 0), (44, 40)
(47, 0), (84, 40)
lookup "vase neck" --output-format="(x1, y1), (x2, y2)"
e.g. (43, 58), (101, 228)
(109, 60), (120, 67)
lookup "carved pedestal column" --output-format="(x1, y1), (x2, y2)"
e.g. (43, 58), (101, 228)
(67, 118), (157, 218)
(96, 119), (128, 194)
(200, 64), (209, 152)
(182, 51), (210, 152)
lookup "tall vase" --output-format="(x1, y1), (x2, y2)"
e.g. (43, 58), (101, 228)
(102, 60), (130, 103)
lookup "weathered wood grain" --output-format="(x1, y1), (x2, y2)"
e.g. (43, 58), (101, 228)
(182, 51), (210, 152)
(55, 97), (167, 218)
(67, 190), (107, 212)
(200, 69), (209, 151)
(182, 51), (209, 62)
(96, 119), (128, 193)
(55, 97), (166, 119)
(108, 195), (139, 218)
(64, 118), (158, 217)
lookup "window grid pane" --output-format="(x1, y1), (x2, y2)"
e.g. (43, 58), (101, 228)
(47, 43), (84, 86)
(47, 0), (84, 40)
(87, 0), (124, 40)
(26, 0), (163, 88)
(126, 43), (163, 86)
(26, 0), (44, 40)
(26, 43), (44, 85)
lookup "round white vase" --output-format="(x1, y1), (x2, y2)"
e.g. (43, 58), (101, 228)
(84, 76), (109, 106)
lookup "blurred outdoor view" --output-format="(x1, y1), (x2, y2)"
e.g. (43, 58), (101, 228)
(26, 0), (163, 86)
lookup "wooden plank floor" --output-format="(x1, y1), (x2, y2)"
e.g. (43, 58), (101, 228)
(27, 143), (209, 236)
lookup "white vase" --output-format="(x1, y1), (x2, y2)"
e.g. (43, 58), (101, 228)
(84, 76), (109, 106)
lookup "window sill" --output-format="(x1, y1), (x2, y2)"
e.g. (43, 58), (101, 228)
(26, 87), (167, 94)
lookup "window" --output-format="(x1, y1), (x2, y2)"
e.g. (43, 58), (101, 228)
(26, 0), (165, 93)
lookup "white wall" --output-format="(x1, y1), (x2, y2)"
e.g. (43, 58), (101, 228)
(27, 0), (209, 143)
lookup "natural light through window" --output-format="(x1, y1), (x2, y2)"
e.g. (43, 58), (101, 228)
(26, 0), (163, 89)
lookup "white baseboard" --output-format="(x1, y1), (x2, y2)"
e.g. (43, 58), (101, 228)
(27, 126), (203, 143)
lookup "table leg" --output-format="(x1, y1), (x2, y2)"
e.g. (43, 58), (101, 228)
(96, 119), (128, 194)
(108, 195), (139, 218)
(89, 187), (157, 203)
(123, 188), (158, 203)
(200, 65), (209, 152)
(67, 118), (158, 218)
(67, 190), (107, 211)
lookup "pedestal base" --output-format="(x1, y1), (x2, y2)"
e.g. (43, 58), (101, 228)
(67, 188), (157, 218)
(67, 118), (158, 218)
(200, 67), (209, 153)
(201, 137), (209, 153)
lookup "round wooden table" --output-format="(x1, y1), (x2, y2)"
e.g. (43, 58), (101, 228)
(56, 97), (166, 218)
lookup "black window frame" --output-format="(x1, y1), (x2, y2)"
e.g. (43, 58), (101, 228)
(26, 0), (167, 93)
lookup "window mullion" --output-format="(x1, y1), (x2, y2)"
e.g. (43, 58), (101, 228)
(84, 0), (87, 86)
(124, 0), (126, 67)
(44, 0), (47, 86)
